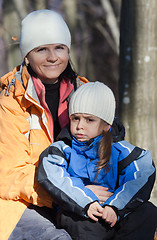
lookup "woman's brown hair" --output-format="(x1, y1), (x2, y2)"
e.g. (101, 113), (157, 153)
(95, 130), (113, 178)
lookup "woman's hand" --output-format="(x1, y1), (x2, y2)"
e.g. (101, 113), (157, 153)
(85, 185), (113, 204)
(102, 206), (117, 227)
(87, 201), (103, 221)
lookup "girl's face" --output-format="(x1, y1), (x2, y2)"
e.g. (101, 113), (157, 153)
(70, 113), (110, 142)
(25, 44), (69, 83)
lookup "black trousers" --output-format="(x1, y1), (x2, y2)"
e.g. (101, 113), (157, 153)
(57, 202), (157, 240)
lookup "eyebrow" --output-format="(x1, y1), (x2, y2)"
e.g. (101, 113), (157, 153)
(57, 44), (66, 46)
(34, 44), (66, 50)
(72, 114), (95, 118)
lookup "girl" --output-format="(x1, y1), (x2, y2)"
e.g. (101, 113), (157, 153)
(38, 81), (157, 240)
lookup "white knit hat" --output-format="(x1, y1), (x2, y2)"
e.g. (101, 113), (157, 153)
(20, 9), (71, 58)
(69, 81), (116, 125)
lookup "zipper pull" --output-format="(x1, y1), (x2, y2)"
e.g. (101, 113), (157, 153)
(6, 78), (16, 96)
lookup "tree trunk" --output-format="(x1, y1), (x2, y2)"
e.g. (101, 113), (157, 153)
(63, 0), (78, 71)
(3, 0), (22, 69)
(119, 0), (157, 205)
(0, 0), (8, 76)
(33, 0), (47, 10)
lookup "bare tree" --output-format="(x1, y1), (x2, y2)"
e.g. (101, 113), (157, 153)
(119, 0), (157, 205)
(32, 0), (47, 10)
(63, 0), (79, 71)
(100, 0), (119, 54)
(2, 0), (23, 70)
(0, 0), (8, 76)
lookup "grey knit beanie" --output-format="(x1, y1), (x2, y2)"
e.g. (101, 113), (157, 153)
(20, 9), (71, 58)
(69, 81), (116, 125)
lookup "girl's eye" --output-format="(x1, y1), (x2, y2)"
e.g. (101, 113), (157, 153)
(87, 118), (94, 122)
(73, 117), (79, 121)
(71, 116), (79, 121)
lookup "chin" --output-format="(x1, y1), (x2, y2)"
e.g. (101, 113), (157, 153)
(77, 138), (88, 142)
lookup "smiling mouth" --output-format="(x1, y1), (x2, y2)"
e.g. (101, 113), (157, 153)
(44, 64), (60, 68)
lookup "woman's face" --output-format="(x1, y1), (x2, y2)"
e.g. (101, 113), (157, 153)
(25, 44), (69, 83)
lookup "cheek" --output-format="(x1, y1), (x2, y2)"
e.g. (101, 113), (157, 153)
(87, 126), (96, 136)
(70, 123), (74, 134)
(94, 125), (104, 135)
(61, 52), (69, 63)
(28, 58), (38, 71)
(30, 64), (41, 75)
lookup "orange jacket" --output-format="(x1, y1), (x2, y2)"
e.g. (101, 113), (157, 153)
(0, 64), (88, 239)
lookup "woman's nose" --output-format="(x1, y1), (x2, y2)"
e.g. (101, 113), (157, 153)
(47, 50), (58, 62)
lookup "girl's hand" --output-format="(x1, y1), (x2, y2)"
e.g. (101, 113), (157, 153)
(85, 185), (113, 204)
(102, 206), (117, 227)
(87, 202), (103, 222)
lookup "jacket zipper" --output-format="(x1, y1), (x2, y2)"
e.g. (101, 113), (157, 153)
(6, 78), (16, 96)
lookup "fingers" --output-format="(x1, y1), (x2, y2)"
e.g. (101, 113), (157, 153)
(88, 214), (99, 222)
(87, 202), (118, 227)
(85, 185), (113, 203)
(92, 186), (109, 191)
(97, 191), (113, 203)
(110, 218), (117, 227)
(88, 210), (102, 222)
(85, 185), (109, 192)
(99, 194), (113, 204)
(87, 202), (103, 222)
(96, 202), (103, 213)
(102, 206), (117, 227)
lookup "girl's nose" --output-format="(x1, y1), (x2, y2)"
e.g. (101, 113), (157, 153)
(77, 120), (84, 129)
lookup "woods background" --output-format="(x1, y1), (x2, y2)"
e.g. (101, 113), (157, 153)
(0, 0), (156, 205)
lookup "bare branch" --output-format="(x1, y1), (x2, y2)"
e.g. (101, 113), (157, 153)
(100, 0), (119, 53)
(95, 21), (119, 54)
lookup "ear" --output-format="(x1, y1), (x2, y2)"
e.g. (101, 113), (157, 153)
(103, 123), (111, 133)
(24, 57), (30, 66)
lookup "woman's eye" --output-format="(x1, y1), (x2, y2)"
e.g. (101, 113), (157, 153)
(37, 48), (46, 52)
(57, 47), (64, 50)
(56, 45), (65, 50)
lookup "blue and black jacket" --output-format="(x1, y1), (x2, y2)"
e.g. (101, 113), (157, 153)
(38, 120), (156, 220)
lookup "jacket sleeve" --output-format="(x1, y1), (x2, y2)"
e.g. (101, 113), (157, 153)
(104, 148), (156, 218)
(38, 141), (99, 217)
(0, 92), (53, 208)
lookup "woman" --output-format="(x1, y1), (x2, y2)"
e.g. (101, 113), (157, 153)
(0, 9), (113, 240)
